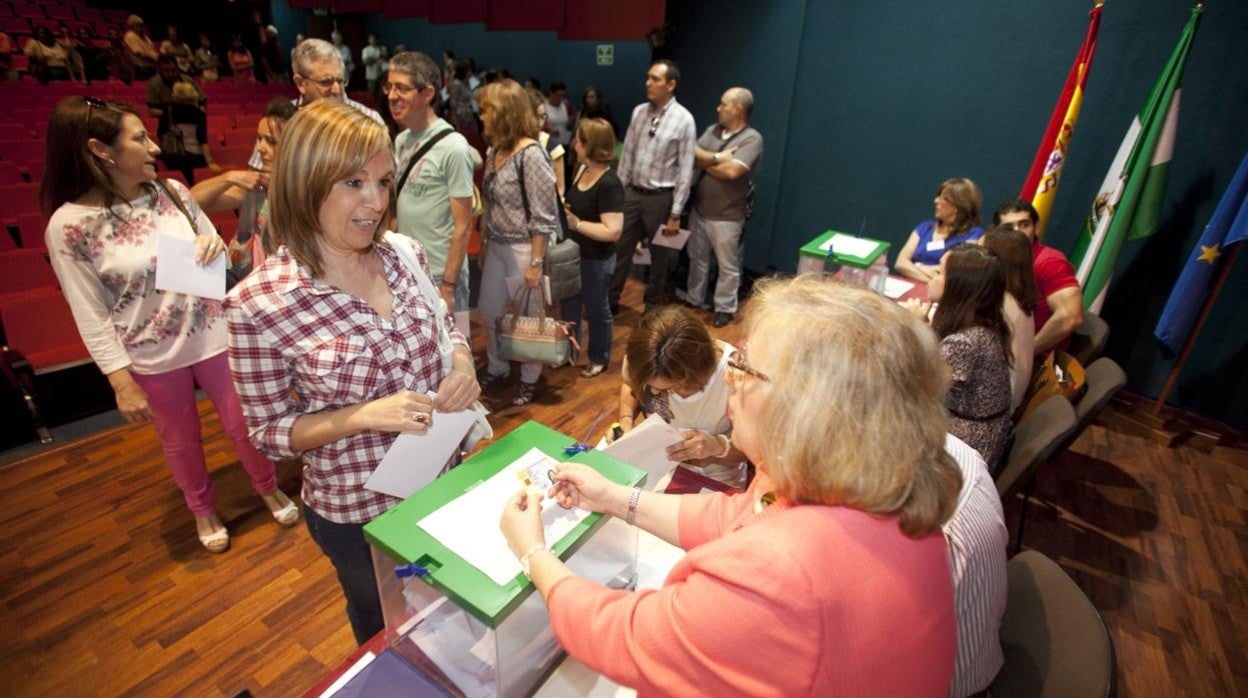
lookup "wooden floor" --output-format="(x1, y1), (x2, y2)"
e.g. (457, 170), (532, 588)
(1, 277), (1245, 696)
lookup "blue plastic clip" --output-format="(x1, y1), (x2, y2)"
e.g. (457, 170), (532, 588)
(562, 443), (591, 455)
(394, 563), (430, 579)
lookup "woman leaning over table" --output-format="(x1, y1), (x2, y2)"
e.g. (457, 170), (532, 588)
(41, 96), (298, 555)
(501, 276), (961, 696)
(476, 78), (559, 407)
(225, 100), (479, 645)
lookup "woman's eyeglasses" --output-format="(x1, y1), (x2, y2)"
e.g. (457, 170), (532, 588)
(83, 96), (107, 130)
(727, 353), (769, 383)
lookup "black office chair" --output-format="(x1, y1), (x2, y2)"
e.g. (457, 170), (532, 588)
(990, 550), (1116, 698)
(996, 395), (1078, 552)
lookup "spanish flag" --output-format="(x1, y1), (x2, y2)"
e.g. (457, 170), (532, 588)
(1019, 3), (1103, 237)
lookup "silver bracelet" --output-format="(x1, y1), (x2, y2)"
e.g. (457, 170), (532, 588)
(716, 434), (732, 458)
(625, 486), (642, 526)
(519, 543), (549, 578)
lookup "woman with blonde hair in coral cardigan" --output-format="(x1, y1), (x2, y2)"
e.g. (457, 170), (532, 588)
(501, 276), (962, 695)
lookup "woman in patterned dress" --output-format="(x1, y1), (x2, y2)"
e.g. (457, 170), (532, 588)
(41, 97), (298, 554)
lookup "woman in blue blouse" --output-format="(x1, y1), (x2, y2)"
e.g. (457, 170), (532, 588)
(894, 177), (983, 282)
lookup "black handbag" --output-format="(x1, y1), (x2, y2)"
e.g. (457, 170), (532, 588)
(515, 145), (581, 301)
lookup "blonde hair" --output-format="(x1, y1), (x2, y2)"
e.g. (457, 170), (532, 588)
(477, 78), (538, 151)
(269, 99), (392, 277)
(575, 117), (617, 163)
(742, 276), (962, 536)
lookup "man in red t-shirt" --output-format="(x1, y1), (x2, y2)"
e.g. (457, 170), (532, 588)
(992, 200), (1084, 354)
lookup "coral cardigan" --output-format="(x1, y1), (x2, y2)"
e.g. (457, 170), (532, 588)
(547, 477), (957, 696)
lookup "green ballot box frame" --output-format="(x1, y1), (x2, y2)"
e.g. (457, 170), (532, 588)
(798, 229), (890, 269)
(364, 420), (646, 628)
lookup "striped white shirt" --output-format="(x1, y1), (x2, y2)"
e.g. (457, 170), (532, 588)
(943, 434), (1008, 696)
(616, 97), (697, 218)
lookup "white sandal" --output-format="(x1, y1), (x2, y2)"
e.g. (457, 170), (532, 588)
(196, 516), (230, 554)
(262, 491), (300, 527)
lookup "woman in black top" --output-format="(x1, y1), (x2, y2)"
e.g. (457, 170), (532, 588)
(562, 117), (625, 377)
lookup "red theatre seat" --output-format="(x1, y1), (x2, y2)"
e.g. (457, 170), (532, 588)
(0, 249), (58, 302)
(16, 211), (49, 250)
(0, 182), (40, 226)
(0, 289), (91, 373)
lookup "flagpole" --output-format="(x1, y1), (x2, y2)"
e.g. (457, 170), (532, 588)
(1153, 243), (1242, 415)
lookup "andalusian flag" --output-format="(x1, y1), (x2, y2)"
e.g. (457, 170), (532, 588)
(1019, 3), (1103, 235)
(1070, 5), (1202, 313)
(1154, 150), (1248, 357)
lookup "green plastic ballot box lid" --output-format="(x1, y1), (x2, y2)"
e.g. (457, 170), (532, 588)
(798, 230), (890, 269)
(363, 420), (646, 628)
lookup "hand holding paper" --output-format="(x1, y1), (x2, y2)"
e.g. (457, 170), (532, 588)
(155, 234), (226, 300)
(651, 226), (692, 250)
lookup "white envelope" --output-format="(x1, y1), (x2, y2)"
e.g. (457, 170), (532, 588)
(650, 226), (692, 250)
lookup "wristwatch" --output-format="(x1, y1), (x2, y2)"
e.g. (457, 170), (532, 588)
(712, 151), (721, 163)
(530, 257), (544, 268)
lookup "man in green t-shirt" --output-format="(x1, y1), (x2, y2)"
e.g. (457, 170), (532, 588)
(386, 51), (480, 329)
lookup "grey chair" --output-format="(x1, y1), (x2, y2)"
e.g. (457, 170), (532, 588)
(990, 551), (1116, 698)
(996, 395), (1078, 552)
(1068, 311), (1110, 367)
(1053, 357), (1128, 456)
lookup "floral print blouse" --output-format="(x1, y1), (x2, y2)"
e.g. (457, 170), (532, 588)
(45, 180), (227, 376)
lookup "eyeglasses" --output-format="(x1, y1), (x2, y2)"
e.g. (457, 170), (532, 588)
(302, 75), (346, 89)
(382, 82), (421, 96)
(727, 353), (769, 383)
(83, 96), (107, 131)
(648, 115), (662, 138)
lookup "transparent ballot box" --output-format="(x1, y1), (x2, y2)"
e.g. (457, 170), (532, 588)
(364, 420), (645, 698)
(797, 229), (891, 293)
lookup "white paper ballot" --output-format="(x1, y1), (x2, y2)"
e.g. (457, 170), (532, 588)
(882, 276), (916, 299)
(818, 233), (879, 259)
(154, 235), (226, 300)
(600, 414), (684, 492)
(504, 275), (552, 301)
(365, 401), (487, 499)
(632, 246), (651, 266)
(650, 226), (692, 250)
(417, 448), (589, 585)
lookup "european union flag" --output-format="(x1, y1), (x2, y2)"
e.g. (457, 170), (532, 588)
(1155, 150), (1248, 357)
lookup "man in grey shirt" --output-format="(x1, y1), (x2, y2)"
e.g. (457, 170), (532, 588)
(609, 59), (697, 312)
(387, 51), (481, 333)
(683, 87), (763, 327)
(247, 38), (384, 170)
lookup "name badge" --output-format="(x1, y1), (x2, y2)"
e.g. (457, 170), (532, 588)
(925, 239), (946, 252)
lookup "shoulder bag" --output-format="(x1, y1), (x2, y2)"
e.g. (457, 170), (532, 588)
(515, 144), (581, 301)
(383, 231), (493, 449)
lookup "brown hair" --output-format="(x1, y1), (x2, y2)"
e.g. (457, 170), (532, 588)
(980, 225), (1038, 314)
(40, 97), (149, 216)
(938, 177), (982, 235)
(477, 78), (538, 151)
(931, 244), (1012, 365)
(269, 99), (392, 277)
(575, 117), (617, 163)
(743, 275), (962, 536)
(624, 306), (718, 397)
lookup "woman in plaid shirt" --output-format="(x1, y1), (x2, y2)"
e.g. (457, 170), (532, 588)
(225, 100), (480, 644)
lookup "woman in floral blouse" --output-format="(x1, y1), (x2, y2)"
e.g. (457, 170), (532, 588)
(41, 97), (298, 554)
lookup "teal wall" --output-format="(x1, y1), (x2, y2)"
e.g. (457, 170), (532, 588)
(667, 0), (1248, 427)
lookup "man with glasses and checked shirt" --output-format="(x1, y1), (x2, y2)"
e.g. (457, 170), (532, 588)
(385, 51), (481, 332)
(609, 59), (697, 313)
(246, 38), (383, 170)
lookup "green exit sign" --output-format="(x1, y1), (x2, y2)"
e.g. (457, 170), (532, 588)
(596, 44), (614, 66)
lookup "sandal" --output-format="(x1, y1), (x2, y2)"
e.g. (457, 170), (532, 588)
(195, 515), (230, 554)
(581, 363), (607, 378)
(479, 372), (509, 394)
(513, 381), (539, 407)
(262, 490), (300, 527)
